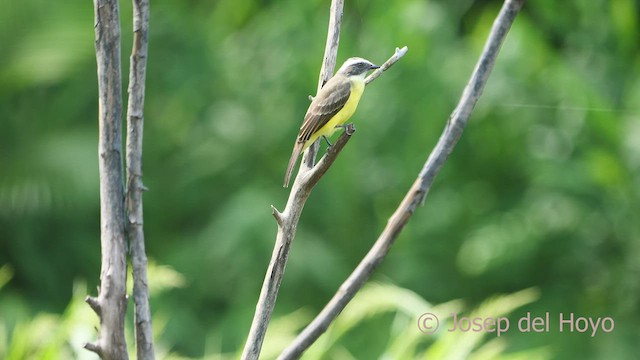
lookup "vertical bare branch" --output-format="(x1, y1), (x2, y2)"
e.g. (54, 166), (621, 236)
(86, 0), (129, 359)
(126, 0), (154, 359)
(240, 1), (344, 359)
(300, 0), (345, 173)
(278, 0), (526, 358)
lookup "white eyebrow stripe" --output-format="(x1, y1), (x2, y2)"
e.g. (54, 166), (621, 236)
(342, 57), (368, 67)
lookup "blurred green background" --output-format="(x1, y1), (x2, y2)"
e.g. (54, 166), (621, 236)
(1, 0), (639, 358)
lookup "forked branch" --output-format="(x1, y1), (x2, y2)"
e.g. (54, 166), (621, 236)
(240, 1), (345, 358)
(241, 0), (407, 358)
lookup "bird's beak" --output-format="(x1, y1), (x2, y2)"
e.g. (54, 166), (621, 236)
(370, 64), (381, 70)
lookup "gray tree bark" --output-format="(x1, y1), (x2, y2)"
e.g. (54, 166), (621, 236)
(126, 0), (154, 359)
(85, 0), (129, 359)
(86, 0), (154, 359)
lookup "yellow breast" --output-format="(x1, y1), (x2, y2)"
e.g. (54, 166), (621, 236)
(304, 78), (366, 149)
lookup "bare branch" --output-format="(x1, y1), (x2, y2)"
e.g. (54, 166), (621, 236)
(278, 0), (526, 358)
(316, 0), (344, 95)
(303, 123), (356, 188)
(301, 0), (345, 173)
(92, 0), (129, 359)
(240, 1), (344, 359)
(242, 1), (409, 358)
(125, 0), (154, 359)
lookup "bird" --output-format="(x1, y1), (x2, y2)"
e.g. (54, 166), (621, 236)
(283, 57), (380, 187)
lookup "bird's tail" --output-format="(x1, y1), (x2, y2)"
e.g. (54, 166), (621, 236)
(283, 142), (304, 188)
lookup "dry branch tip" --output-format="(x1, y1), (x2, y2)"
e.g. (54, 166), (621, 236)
(85, 296), (101, 316)
(365, 46), (409, 85)
(84, 342), (102, 356)
(271, 205), (284, 227)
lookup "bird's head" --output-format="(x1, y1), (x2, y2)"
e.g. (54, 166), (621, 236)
(337, 57), (380, 78)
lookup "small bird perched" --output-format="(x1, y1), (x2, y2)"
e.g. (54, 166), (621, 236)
(283, 57), (380, 187)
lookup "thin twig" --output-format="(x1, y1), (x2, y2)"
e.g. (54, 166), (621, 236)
(84, 342), (104, 357)
(85, 295), (102, 316)
(278, 0), (526, 358)
(89, 0), (129, 359)
(125, 0), (154, 359)
(296, 123), (356, 190)
(365, 46), (408, 85)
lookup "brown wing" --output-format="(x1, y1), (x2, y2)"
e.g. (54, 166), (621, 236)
(297, 75), (351, 143)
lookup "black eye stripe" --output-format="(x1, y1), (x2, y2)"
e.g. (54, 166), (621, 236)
(350, 63), (369, 69)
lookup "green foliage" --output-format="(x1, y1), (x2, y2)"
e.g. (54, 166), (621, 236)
(0, 263), (186, 360)
(251, 283), (547, 360)
(1, 0), (639, 358)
